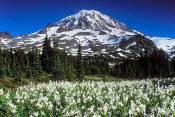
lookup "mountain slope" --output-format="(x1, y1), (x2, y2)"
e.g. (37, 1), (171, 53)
(147, 36), (175, 57)
(0, 10), (161, 59)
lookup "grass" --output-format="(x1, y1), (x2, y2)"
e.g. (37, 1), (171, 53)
(0, 73), (55, 92)
(84, 75), (120, 81)
(84, 75), (102, 81)
(0, 78), (37, 92)
(0, 75), (120, 93)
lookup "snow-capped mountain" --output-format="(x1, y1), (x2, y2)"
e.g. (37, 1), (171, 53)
(1, 10), (171, 59)
(147, 36), (175, 57)
(55, 10), (136, 36)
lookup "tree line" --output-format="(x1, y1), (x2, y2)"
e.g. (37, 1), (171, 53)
(0, 35), (110, 81)
(0, 35), (175, 80)
(113, 49), (175, 79)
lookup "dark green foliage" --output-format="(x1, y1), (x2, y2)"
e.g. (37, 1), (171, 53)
(28, 47), (43, 78)
(114, 49), (173, 79)
(82, 56), (110, 76)
(41, 35), (52, 72)
(76, 43), (84, 80)
(171, 56), (175, 76)
(65, 58), (76, 81)
(50, 40), (66, 80)
(0, 46), (5, 78)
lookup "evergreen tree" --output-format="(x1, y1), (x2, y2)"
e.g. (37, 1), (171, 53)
(66, 60), (76, 81)
(50, 40), (66, 80)
(11, 52), (19, 79)
(171, 56), (175, 76)
(76, 43), (84, 80)
(3, 50), (12, 77)
(26, 56), (32, 78)
(15, 49), (27, 78)
(0, 45), (5, 78)
(41, 34), (52, 72)
(29, 47), (43, 78)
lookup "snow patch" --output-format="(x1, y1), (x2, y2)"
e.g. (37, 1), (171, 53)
(126, 42), (136, 49)
(118, 53), (127, 58)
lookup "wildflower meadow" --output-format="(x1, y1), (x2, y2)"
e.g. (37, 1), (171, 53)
(0, 78), (175, 116)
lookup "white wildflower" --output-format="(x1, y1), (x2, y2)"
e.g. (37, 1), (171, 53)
(0, 89), (3, 95)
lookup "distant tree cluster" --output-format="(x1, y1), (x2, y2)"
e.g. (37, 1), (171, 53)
(113, 49), (175, 79)
(83, 55), (110, 76)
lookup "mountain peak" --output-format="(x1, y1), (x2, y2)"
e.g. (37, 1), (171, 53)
(77, 9), (102, 15)
(57, 9), (103, 24)
(55, 10), (135, 36)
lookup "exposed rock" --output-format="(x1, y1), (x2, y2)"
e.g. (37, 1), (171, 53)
(0, 31), (11, 37)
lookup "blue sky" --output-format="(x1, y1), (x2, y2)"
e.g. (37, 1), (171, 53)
(0, 0), (175, 38)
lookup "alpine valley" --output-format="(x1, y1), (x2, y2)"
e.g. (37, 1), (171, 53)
(0, 10), (175, 59)
(1, 9), (175, 117)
